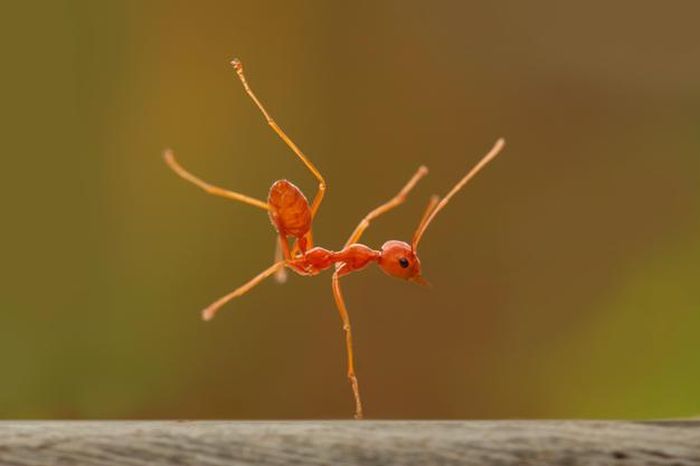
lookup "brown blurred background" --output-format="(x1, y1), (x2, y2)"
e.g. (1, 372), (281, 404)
(2, 1), (699, 419)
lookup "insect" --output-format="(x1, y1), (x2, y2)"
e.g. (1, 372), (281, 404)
(164, 58), (505, 419)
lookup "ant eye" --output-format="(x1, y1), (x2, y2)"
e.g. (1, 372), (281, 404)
(398, 257), (409, 268)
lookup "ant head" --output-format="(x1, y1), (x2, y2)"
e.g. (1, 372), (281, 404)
(378, 240), (428, 286)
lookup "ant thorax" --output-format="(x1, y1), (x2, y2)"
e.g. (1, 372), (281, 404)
(287, 244), (381, 276)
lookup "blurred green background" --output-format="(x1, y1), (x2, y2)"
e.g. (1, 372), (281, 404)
(3, 1), (699, 419)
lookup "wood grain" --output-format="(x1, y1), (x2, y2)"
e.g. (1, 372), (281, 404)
(0, 420), (698, 466)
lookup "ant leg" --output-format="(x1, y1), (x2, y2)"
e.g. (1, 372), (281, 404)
(331, 268), (364, 419)
(231, 59), (326, 218)
(344, 165), (429, 247)
(290, 231), (313, 259)
(164, 150), (269, 211)
(202, 261), (286, 321)
(274, 236), (289, 283)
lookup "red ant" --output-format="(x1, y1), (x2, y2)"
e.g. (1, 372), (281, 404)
(164, 58), (505, 420)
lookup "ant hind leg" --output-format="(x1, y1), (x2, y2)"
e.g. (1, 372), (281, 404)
(231, 59), (327, 218)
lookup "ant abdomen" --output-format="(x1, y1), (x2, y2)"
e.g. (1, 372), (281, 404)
(268, 179), (312, 239)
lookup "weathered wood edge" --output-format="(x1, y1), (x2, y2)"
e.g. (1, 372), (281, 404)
(0, 420), (699, 466)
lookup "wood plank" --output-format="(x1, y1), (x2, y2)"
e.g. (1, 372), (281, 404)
(0, 420), (698, 466)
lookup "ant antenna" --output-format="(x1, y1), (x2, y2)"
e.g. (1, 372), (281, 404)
(411, 138), (505, 251)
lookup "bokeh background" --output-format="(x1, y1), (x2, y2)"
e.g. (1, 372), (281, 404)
(3, 1), (699, 419)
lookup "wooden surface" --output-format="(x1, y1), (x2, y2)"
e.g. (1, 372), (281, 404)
(0, 420), (698, 466)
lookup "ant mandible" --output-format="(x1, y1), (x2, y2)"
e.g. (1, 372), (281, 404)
(164, 58), (505, 420)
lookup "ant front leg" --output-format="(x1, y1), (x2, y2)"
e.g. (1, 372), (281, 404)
(344, 165), (428, 247)
(331, 266), (364, 419)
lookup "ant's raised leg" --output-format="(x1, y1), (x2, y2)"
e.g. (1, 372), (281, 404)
(231, 59), (326, 218)
(164, 150), (269, 211)
(202, 261), (286, 321)
(344, 165), (429, 247)
(331, 268), (364, 419)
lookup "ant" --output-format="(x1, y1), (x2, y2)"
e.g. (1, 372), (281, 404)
(164, 58), (505, 420)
